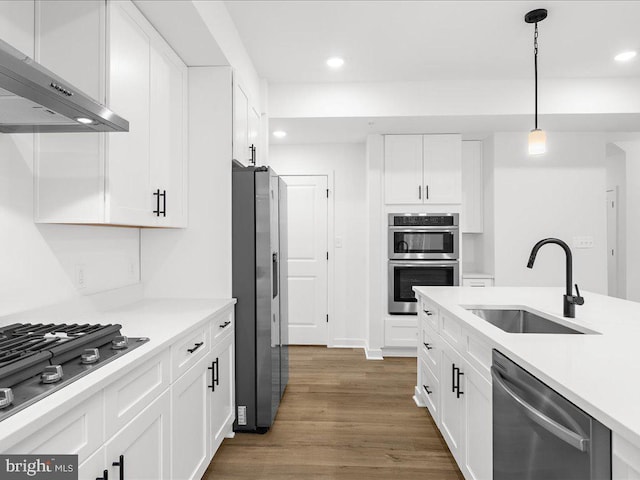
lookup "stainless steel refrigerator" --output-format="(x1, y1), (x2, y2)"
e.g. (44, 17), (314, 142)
(232, 162), (289, 432)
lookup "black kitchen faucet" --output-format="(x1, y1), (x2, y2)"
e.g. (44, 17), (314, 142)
(527, 237), (585, 318)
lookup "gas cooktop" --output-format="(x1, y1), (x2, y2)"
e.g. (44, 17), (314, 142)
(0, 322), (148, 421)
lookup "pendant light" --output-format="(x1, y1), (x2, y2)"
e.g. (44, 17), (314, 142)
(525, 9), (548, 155)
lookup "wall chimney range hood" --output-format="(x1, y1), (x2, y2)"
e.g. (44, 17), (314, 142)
(0, 39), (129, 133)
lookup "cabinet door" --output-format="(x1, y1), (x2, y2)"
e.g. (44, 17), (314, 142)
(34, 0), (106, 224)
(107, 1), (152, 226)
(105, 389), (171, 480)
(461, 141), (483, 232)
(384, 135), (423, 204)
(149, 40), (187, 227)
(439, 339), (464, 461)
(171, 356), (210, 480)
(462, 361), (492, 480)
(233, 81), (250, 166)
(423, 134), (462, 204)
(210, 332), (235, 456)
(248, 106), (260, 165)
(78, 446), (106, 480)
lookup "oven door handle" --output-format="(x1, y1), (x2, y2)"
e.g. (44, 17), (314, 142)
(389, 261), (459, 268)
(389, 226), (459, 232)
(491, 367), (590, 452)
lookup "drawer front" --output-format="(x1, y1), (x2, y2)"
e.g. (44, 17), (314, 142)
(462, 277), (494, 287)
(421, 298), (439, 331)
(440, 311), (462, 347)
(172, 324), (211, 380)
(104, 349), (170, 438)
(421, 319), (440, 371)
(420, 357), (440, 422)
(211, 307), (234, 343)
(384, 318), (418, 348)
(6, 393), (104, 463)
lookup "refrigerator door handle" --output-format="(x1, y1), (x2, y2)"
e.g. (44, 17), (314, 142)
(272, 252), (278, 298)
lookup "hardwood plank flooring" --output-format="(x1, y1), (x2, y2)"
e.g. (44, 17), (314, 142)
(203, 346), (463, 480)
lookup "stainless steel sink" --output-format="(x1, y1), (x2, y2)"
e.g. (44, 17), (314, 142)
(466, 308), (585, 334)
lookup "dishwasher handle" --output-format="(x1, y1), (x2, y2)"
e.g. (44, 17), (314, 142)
(491, 367), (590, 452)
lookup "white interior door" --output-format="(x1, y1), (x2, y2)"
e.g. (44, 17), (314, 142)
(607, 188), (619, 297)
(282, 175), (328, 345)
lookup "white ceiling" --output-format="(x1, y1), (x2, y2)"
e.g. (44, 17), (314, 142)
(224, 1), (640, 83)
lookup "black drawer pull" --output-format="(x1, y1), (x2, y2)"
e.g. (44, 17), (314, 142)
(208, 358), (220, 391)
(423, 342), (433, 350)
(423, 384), (432, 395)
(424, 310), (433, 316)
(456, 369), (465, 398)
(187, 342), (204, 354)
(112, 455), (124, 480)
(96, 470), (108, 480)
(219, 321), (231, 329)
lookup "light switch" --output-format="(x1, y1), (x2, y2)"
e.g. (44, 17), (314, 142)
(572, 236), (594, 249)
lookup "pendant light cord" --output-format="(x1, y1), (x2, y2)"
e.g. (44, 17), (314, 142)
(534, 22), (539, 129)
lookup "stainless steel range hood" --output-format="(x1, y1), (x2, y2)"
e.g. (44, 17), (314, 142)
(0, 39), (129, 133)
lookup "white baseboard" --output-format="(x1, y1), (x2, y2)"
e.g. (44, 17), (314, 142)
(381, 346), (418, 358)
(413, 386), (427, 407)
(365, 347), (384, 360)
(330, 338), (366, 349)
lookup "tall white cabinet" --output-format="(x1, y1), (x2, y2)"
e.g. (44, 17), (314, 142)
(34, 0), (187, 228)
(384, 134), (462, 204)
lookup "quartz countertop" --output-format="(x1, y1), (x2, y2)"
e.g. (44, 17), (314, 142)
(0, 298), (235, 450)
(413, 286), (640, 447)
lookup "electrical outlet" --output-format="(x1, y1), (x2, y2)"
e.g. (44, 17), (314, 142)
(237, 406), (247, 426)
(75, 265), (86, 290)
(573, 236), (594, 249)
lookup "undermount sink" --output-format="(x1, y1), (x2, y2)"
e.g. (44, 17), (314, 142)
(465, 307), (588, 334)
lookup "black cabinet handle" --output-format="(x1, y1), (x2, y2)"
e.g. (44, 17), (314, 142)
(208, 358), (219, 391)
(452, 364), (457, 393)
(456, 368), (464, 398)
(112, 455), (124, 480)
(219, 321), (231, 329)
(96, 470), (108, 480)
(187, 342), (204, 354)
(426, 184), (429, 200)
(418, 185), (422, 199)
(153, 189), (160, 216)
(423, 342), (433, 350)
(161, 190), (166, 217)
(249, 144), (256, 165)
(423, 384), (432, 395)
(152, 189), (167, 217)
(424, 310), (433, 316)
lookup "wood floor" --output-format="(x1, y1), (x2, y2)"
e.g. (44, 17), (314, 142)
(203, 346), (463, 480)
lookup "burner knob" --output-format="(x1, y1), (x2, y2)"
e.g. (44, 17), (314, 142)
(81, 348), (100, 364)
(111, 335), (128, 350)
(0, 388), (13, 409)
(41, 365), (63, 384)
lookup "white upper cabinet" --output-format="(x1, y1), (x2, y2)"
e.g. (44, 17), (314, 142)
(233, 77), (260, 167)
(34, 0), (187, 228)
(384, 134), (462, 204)
(461, 141), (484, 233)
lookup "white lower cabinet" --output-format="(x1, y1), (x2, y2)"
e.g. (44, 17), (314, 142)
(210, 332), (235, 455)
(79, 447), (106, 480)
(172, 355), (211, 480)
(416, 295), (493, 480)
(105, 389), (171, 480)
(439, 339), (465, 461)
(462, 361), (492, 480)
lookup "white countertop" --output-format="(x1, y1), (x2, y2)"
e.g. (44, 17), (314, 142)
(0, 297), (235, 450)
(413, 286), (640, 447)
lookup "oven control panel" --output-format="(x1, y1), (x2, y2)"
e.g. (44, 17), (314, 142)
(389, 213), (458, 227)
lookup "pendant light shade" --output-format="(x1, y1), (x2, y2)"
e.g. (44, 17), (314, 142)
(525, 9), (548, 156)
(528, 129), (546, 155)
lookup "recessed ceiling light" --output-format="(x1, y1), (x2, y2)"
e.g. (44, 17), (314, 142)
(326, 57), (344, 68)
(75, 117), (94, 124)
(615, 50), (637, 62)
(273, 131), (287, 138)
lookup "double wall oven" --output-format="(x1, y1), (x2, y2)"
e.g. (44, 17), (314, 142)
(388, 213), (459, 314)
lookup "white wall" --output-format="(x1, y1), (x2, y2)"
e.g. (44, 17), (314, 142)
(269, 143), (368, 347)
(142, 67), (233, 299)
(492, 132), (608, 294)
(605, 143), (627, 298)
(614, 140), (640, 301)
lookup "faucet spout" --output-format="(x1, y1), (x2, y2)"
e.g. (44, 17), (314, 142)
(526, 237), (584, 318)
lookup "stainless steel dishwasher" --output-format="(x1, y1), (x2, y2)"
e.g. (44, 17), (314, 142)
(492, 350), (611, 480)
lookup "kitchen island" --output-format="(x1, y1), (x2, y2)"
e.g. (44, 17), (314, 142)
(413, 286), (640, 480)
